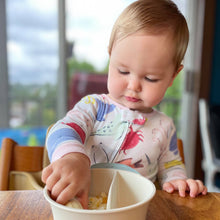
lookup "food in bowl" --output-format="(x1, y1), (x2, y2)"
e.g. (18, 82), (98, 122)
(65, 198), (83, 209)
(65, 192), (108, 210)
(88, 192), (108, 210)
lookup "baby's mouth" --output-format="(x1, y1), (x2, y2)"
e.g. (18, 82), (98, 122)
(125, 96), (141, 103)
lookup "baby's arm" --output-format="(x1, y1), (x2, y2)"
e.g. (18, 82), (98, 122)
(163, 179), (207, 197)
(157, 127), (207, 197)
(42, 96), (98, 207)
(42, 152), (91, 208)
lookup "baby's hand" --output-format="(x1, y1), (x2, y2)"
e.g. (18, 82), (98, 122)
(42, 152), (91, 208)
(163, 179), (207, 197)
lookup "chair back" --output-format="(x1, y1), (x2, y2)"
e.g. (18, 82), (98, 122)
(0, 138), (44, 190)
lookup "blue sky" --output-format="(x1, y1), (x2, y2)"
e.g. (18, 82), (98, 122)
(6, 0), (185, 85)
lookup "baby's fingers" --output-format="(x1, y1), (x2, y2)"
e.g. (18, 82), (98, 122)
(56, 183), (76, 205)
(173, 180), (187, 197)
(78, 190), (89, 209)
(56, 182), (89, 208)
(163, 182), (175, 193)
(163, 180), (187, 197)
(178, 182), (187, 197)
(195, 179), (207, 195)
(42, 165), (53, 184)
(186, 179), (198, 197)
(187, 179), (207, 197)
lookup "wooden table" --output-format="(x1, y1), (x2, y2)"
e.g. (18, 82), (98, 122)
(0, 190), (220, 220)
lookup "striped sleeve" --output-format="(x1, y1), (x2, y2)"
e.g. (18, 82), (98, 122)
(46, 95), (98, 162)
(157, 122), (187, 185)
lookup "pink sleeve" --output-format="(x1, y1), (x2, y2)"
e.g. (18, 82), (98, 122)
(51, 142), (90, 163)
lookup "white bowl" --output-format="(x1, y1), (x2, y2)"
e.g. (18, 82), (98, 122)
(44, 164), (156, 220)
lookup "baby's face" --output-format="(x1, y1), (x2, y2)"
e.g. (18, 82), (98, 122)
(107, 31), (182, 113)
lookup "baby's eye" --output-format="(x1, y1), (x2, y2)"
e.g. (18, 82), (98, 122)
(144, 77), (159, 83)
(118, 69), (130, 74)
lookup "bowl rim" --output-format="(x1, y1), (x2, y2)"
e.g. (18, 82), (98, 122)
(43, 168), (156, 214)
(91, 163), (139, 174)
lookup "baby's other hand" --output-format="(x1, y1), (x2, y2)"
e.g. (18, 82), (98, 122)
(162, 179), (207, 197)
(42, 152), (91, 208)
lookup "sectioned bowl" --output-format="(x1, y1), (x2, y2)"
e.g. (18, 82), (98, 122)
(43, 164), (156, 220)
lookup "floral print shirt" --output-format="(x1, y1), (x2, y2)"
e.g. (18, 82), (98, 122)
(47, 94), (186, 185)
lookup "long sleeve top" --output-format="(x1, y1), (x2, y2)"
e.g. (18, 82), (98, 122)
(47, 94), (187, 185)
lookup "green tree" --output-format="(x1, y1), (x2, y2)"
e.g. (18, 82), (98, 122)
(10, 83), (57, 127)
(67, 58), (96, 80)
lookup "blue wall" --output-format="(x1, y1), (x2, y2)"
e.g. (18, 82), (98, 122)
(210, 1), (220, 105)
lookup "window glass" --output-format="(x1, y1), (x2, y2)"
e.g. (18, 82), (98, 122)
(1, 0), (58, 145)
(7, 0), (58, 128)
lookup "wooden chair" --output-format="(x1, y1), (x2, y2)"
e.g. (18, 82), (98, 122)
(0, 138), (45, 190)
(177, 138), (185, 163)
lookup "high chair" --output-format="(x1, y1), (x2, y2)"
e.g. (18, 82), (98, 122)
(0, 138), (45, 190)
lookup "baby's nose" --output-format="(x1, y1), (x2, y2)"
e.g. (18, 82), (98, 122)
(127, 77), (141, 92)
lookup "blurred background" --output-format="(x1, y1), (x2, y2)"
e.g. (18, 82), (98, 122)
(0, 0), (219, 183)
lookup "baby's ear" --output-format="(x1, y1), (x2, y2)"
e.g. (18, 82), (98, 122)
(173, 64), (184, 79)
(176, 65), (184, 75)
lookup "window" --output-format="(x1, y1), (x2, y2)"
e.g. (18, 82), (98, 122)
(7, 0), (58, 128)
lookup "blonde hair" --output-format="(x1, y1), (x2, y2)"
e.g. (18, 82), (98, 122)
(108, 0), (189, 70)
